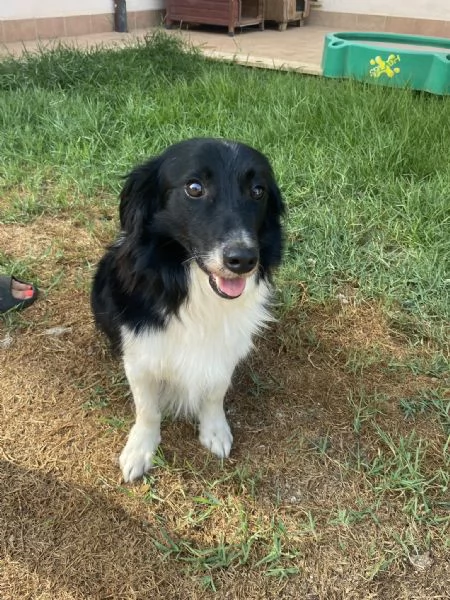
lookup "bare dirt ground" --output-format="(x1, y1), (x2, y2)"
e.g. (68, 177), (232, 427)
(1, 214), (448, 599)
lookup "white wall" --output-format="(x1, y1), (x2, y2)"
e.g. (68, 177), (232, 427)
(2, 0), (449, 21)
(319, 0), (450, 20)
(0, 1), (165, 20)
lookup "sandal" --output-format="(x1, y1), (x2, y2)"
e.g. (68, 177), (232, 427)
(0, 275), (38, 314)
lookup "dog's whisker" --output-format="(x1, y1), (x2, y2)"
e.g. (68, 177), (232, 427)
(182, 256), (198, 266)
(183, 252), (212, 267)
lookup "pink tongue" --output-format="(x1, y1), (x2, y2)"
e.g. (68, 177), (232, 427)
(217, 277), (246, 298)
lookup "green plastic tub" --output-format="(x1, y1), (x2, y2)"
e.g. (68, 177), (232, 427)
(322, 32), (450, 95)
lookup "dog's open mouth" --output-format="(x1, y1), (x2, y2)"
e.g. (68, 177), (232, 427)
(195, 257), (249, 299)
(208, 274), (246, 299)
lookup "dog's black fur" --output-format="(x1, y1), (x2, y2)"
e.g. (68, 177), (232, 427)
(91, 138), (284, 352)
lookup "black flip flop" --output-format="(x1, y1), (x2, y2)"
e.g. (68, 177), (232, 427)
(0, 275), (38, 314)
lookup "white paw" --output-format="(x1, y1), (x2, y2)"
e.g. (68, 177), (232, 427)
(119, 424), (161, 483)
(199, 416), (233, 459)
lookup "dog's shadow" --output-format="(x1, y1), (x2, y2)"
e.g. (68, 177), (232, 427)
(0, 460), (181, 598)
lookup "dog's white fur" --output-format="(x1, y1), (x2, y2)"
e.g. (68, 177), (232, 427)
(119, 262), (272, 482)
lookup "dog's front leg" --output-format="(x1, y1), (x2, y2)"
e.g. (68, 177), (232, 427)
(198, 381), (233, 459)
(119, 361), (161, 482)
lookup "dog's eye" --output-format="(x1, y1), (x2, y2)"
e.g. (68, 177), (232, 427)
(250, 185), (265, 200)
(185, 180), (205, 198)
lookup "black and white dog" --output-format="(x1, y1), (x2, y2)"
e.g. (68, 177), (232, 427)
(92, 138), (284, 482)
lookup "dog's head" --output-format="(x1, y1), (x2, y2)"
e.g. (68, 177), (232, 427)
(119, 138), (284, 300)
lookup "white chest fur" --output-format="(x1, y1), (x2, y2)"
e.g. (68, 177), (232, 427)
(121, 264), (272, 415)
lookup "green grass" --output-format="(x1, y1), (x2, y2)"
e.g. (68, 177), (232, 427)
(1, 33), (449, 342)
(151, 518), (300, 588)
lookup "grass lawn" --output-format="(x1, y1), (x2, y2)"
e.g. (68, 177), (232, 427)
(0, 33), (449, 599)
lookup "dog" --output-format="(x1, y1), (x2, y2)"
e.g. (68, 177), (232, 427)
(91, 138), (284, 482)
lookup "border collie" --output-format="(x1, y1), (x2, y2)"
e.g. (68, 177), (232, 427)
(91, 138), (284, 482)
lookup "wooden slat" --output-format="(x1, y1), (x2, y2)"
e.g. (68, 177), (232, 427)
(166, 0), (264, 31)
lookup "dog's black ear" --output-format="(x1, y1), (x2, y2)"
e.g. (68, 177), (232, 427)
(259, 179), (285, 275)
(119, 156), (163, 233)
(268, 179), (285, 218)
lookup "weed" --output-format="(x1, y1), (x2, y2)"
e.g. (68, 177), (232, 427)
(349, 391), (386, 434)
(82, 385), (110, 411)
(389, 352), (449, 378)
(363, 427), (449, 522)
(151, 516), (300, 589)
(102, 416), (127, 431)
(399, 389), (450, 434)
(308, 434), (332, 456)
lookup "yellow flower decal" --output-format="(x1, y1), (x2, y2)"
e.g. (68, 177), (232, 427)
(369, 54), (401, 79)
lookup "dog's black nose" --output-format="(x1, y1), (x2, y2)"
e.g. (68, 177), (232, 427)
(223, 245), (258, 274)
